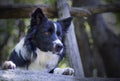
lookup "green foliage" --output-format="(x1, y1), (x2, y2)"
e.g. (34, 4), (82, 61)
(105, 0), (119, 3)
(58, 55), (70, 68)
(13, 0), (55, 5)
(0, 19), (17, 62)
(105, 0), (120, 25)
(44, 0), (55, 5)
(115, 13), (120, 25)
(14, 0), (35, 4)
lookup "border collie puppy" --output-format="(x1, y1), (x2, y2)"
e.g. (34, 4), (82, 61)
(2, 8), (74, 75)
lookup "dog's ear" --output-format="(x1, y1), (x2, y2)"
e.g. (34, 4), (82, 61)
(30, 8), (47, 26)
(57, 17), (73, 32)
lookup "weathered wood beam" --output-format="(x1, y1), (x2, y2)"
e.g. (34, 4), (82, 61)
(0, 3), (120, 19)
(70, 2), (120, 17)
(0, 4), (57, 19)
(56, 0), (84, 78)
(0, 69), (119, 81)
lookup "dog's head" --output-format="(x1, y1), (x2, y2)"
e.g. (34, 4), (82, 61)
(26, 8), (72, 54)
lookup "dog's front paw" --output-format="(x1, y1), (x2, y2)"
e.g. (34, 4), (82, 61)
(2, 61), (16, 69)
(54, 67), (74, 75)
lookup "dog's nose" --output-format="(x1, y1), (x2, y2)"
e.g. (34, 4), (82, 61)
(55, 44), (63, 52)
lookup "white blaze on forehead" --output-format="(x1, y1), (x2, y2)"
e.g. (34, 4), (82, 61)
(53, 22), (63, 47)
(53, 22), (57, 33)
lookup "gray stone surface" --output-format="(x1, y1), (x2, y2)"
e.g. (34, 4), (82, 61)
(0, 69), (120, 81)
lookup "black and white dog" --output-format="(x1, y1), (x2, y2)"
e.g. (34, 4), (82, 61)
(2, 8), (74, 75)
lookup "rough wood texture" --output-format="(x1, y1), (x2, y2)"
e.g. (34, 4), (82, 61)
(89, 14), (120, 77)
(87, 0), (120, 77)
(0, 4), (57, 18)
(72, 0), (106, 77)
(0, 3), (120, 18)
(73, 0), (94, 77)
(71, 2), (120, 17)
(56, 0), (84, 78)
(0, 69), (120, 81)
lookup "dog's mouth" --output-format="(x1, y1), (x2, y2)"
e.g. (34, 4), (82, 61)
(52, 48), (63, 54)
(52, 44), (63, 54)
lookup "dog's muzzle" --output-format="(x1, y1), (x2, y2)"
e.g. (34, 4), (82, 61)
(53, 39), (63, 53)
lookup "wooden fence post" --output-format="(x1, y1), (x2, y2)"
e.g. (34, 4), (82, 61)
(56, 0), (84, 78)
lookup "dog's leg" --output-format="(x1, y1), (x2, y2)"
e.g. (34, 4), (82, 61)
(53, 67), (74, 75)
(2, 61), (16, 69)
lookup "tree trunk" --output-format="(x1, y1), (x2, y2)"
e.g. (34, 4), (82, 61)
(79, 0), (106, 77)
(56, 0), (84, 78)
(87, 0), (120, 77)
(72, 0), (94, 77)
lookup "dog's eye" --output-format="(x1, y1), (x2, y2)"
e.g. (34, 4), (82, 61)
(43, 28), (53, 36)
(44, 32), (50, 35)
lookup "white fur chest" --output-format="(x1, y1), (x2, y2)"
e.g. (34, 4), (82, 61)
(28, 48), (59, 72)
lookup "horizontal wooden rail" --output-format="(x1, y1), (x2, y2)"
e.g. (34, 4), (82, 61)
(70, 2), (120, 17)
(0, 3), (120, 19)
(0, 69), (120, 81)
(0, 4), (57, 18)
